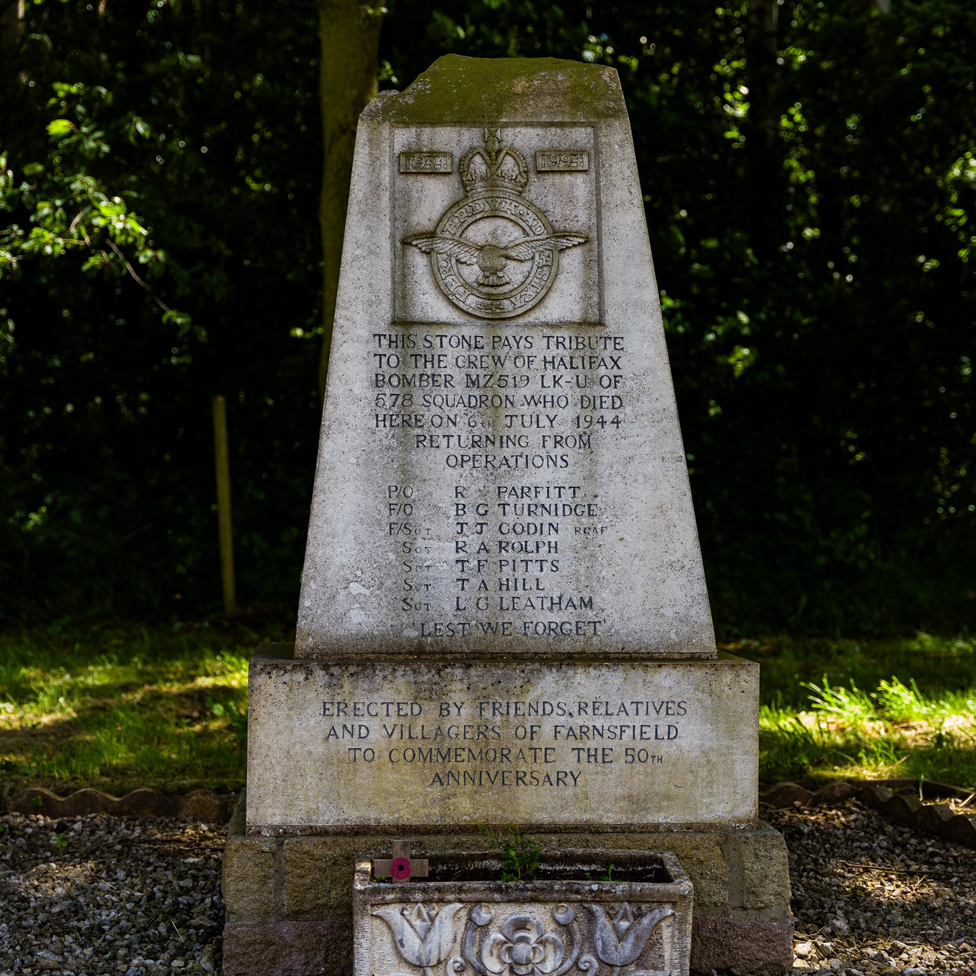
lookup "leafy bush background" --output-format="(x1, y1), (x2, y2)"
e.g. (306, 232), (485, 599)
(1, 0), (973, 633)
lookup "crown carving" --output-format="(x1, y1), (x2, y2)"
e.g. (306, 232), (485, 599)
(460, 128), (529, 195)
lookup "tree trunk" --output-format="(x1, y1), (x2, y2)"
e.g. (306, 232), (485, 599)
(744, 0), (779, 260)
(317, 0), (383, 404)
(0, 0), (24, 51)
(0, 0), (23, 96)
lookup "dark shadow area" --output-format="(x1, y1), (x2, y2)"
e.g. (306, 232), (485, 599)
(1, 3), (974, 635)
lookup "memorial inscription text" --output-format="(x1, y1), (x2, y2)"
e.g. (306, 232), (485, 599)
(319, 695), (688, 790)
(369, 327), (631, 643)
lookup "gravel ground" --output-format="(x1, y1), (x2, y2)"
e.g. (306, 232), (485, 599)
(0, 812), (223, 975)
(2, 800), (975, 975)
(766, 800), (976, 975)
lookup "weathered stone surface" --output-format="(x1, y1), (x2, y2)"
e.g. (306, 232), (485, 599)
(736, 828), (792, 910)
(222, 920), (352, 976)
(691, 916), (794, 974)
(224, 835), (280, 923)
(267, 829), (740, 921)
(353, 852), (694, 976)
(233, 54), (793, 976)
(247, 647), (758, 831)
(226, 793), (789, 919)
(648, 834), (728, 909)
(284, 837), (362, 917)
(222, 916), (794, 976)
(295, 54), (715, 660)
(224, 791), (791, 974)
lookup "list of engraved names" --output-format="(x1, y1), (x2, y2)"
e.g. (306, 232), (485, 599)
(371, 328), (625, 642)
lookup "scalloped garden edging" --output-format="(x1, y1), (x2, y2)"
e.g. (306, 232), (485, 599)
(2, 786), (238, 822)
(5, 779), (975, 842)
(759, 778), (976, 850)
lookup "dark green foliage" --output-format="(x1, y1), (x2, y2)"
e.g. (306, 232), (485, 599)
(1, 1), (974, 632)
(1, 0), (324, 619)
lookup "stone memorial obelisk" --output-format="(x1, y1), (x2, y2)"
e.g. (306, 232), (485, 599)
(223, 56), (793, 976)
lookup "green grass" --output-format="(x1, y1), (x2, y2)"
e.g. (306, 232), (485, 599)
(0, 618), (292, 798)
(732, 633), (976, 789)
(2, 625), (975, 796)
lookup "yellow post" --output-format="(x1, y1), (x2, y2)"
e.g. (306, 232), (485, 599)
(212, 395), (236, 617)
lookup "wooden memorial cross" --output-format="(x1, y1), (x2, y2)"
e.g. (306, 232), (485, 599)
(372, 839), (429, 880)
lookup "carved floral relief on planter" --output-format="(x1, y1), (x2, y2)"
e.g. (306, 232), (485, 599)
(355, 851), (693, 976)
(371, 903), (465, 971)
(466, 904), (580, 976)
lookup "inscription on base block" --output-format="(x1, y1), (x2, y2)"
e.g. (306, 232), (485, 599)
(247, 652), (758, 831)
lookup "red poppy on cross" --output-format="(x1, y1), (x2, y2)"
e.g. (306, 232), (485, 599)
(372, 840), (429, 880)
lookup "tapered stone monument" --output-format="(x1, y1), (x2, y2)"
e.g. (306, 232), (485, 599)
(223, 55), (793, 975)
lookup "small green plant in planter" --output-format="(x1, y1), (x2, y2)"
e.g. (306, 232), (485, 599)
(585, 862), (615, 882)
(480, 825), (542, 881)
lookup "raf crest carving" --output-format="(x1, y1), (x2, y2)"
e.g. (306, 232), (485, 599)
(404, 129), (588, 320)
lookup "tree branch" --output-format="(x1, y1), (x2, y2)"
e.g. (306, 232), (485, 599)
(83, 230), (173, 314)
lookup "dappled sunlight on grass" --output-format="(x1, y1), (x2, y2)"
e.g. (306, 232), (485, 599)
(4, 623), (976, 793)
(730, 632), (976, 788)
(728, 632), (976, 708)
(0, 621), (288, 795)
(758, 666), (976, 788)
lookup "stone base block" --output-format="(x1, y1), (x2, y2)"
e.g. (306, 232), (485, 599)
(247, 646), (759, 831)
(692, 917), (795, 973)
(223, 921), (351, 976)
(223, 791), (793, 975)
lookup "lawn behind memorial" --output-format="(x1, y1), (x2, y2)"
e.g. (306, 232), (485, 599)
(0, 620), (275, 799)
(1, 624), (975, 798)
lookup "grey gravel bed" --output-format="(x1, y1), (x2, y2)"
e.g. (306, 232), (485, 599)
(2, 800), (976, 975)
(766, 800), (976, 975)
(0, 812), (223, 975)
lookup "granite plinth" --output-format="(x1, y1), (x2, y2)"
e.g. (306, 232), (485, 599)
(246, 645), (758, 833)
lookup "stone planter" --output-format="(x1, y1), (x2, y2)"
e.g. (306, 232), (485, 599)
(353, 849), (693, 976)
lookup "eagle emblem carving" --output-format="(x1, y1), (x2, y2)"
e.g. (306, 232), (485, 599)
(402, 129), (589, 319)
